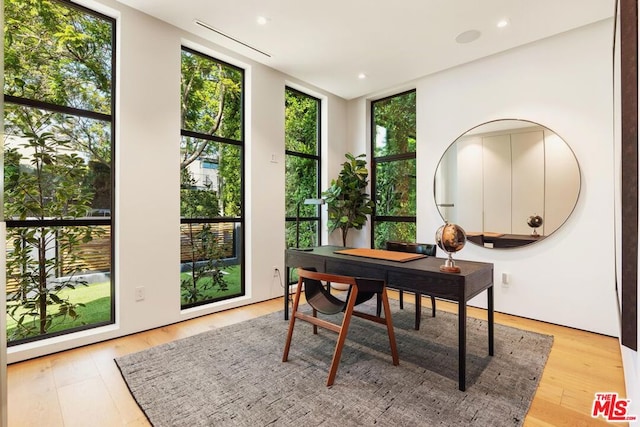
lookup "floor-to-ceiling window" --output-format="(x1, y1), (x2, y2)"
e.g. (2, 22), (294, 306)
(180, 47), (244, 309)
(371, 90), (417, 248)
(4, 0), (115, 345)
(285, 87), (321, 249)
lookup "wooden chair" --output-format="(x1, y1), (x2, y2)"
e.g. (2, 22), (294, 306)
(386, 241), (437, 330)
(282, 268), (399, 386)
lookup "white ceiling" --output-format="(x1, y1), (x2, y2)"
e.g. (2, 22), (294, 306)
(115, 0), (615, 100)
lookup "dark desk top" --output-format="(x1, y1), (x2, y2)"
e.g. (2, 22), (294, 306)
(286, 246), (493, 302)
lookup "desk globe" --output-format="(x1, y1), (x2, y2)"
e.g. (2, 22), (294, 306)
(435, 222), (466, 273)
(527, 214), (543, 237)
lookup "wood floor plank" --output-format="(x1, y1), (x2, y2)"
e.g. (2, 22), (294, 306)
(57, 376), (125, 427)
(6, 296), (628, 426)
(7, 358), (64, 427)
(532, 380), (564, 406)
(526, 394), (618, 427)
(92, 348), (148, 425)
(50, 346), (101, 389)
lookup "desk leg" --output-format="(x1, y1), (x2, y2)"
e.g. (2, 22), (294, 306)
(284, 267), (290, 321)
(458, 301), (466, 391)
(488, 285), (494, 356)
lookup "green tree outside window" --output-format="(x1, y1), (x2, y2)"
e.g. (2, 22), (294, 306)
(371, 90), (417, 249)
(285, 88), (321, 249)
(180, 48), (244, 308)
(4, 0), (114, 343)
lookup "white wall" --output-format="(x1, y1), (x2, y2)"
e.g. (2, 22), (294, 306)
(338, 99), (371, 248)
(420, 19), (617, 336)
(350, 19), (618, 336)
(323, 92), (350, 246)
(6, 0), (348, 363)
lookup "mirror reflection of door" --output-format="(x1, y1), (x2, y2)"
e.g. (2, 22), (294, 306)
(434, 119), (581, 248)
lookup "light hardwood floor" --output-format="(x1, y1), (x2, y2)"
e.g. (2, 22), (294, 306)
(7, 292), (627, 426)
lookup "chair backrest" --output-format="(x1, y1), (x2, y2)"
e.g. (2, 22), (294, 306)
(298, 268), (380, 315)
(386, 241), (436, 256)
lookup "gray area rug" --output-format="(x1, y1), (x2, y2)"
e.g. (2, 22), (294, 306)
(115, 301), (552, 426)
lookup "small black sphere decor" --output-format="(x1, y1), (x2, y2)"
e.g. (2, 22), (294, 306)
(527, 214), (543, 237)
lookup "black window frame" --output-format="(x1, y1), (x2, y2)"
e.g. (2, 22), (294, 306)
(370, 89), (417, 248)
(4, 0), (117, 345)
(179, 46), (246, 310)
(284, 86), (322, 249)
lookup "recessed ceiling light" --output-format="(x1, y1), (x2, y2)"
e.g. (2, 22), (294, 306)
(358, 73), (367, 79)
(256, 16), (268, 25)
(497, 19), (509, 28)
(455, 29), (481, 44)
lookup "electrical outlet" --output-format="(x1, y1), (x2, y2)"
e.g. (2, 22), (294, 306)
(273, 266), (279, 277)
(135, 286), (145, 301)
(501, 272), (510, 286)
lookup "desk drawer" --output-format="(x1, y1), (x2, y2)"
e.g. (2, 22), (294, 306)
(286, 252), (325, 272)
(387, 271), (461, 300)
(326, 260), (386, 280)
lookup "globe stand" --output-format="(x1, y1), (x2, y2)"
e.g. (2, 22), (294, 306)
(530, 228), (540, 237)
(440, 253), (461, 273)
(436, 222), (466, 274)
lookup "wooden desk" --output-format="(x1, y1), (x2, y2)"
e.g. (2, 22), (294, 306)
(284, 245), (494, 391)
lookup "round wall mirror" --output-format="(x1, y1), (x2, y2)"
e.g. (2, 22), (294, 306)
(434, 119), (581, 248)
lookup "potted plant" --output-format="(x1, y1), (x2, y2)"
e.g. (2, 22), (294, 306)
(323, 153), (375, 246)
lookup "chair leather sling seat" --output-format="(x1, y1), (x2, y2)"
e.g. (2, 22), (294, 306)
(282, 268), (399, 386)
(303, 271), (379, 314)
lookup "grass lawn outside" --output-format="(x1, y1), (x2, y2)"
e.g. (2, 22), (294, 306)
(6, 265), (243, 342)
(6, 280), (112, 341)
(180, 265), (242, 305)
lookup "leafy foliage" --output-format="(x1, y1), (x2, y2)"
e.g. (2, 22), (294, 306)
(372, 91), (417, 248)
(284, 89), (320, 248)
(4, 0), (113, 341)
(4, 109), (98, 339)
(373, 222), (417, 249)
(179, 49), (244, 306)
(180, 168), (220, 218)
(323, 153), (374, 246)
(180, 49), (243, 217)
(285, 90), (318, 155)
(180, 223), (230, 305)
(4, 0), (112, 112)
(217, 144), (242, 217)
(180, 50), (241, 140)
(372, 91), (416, 157)
(179, 170), (229, 304)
